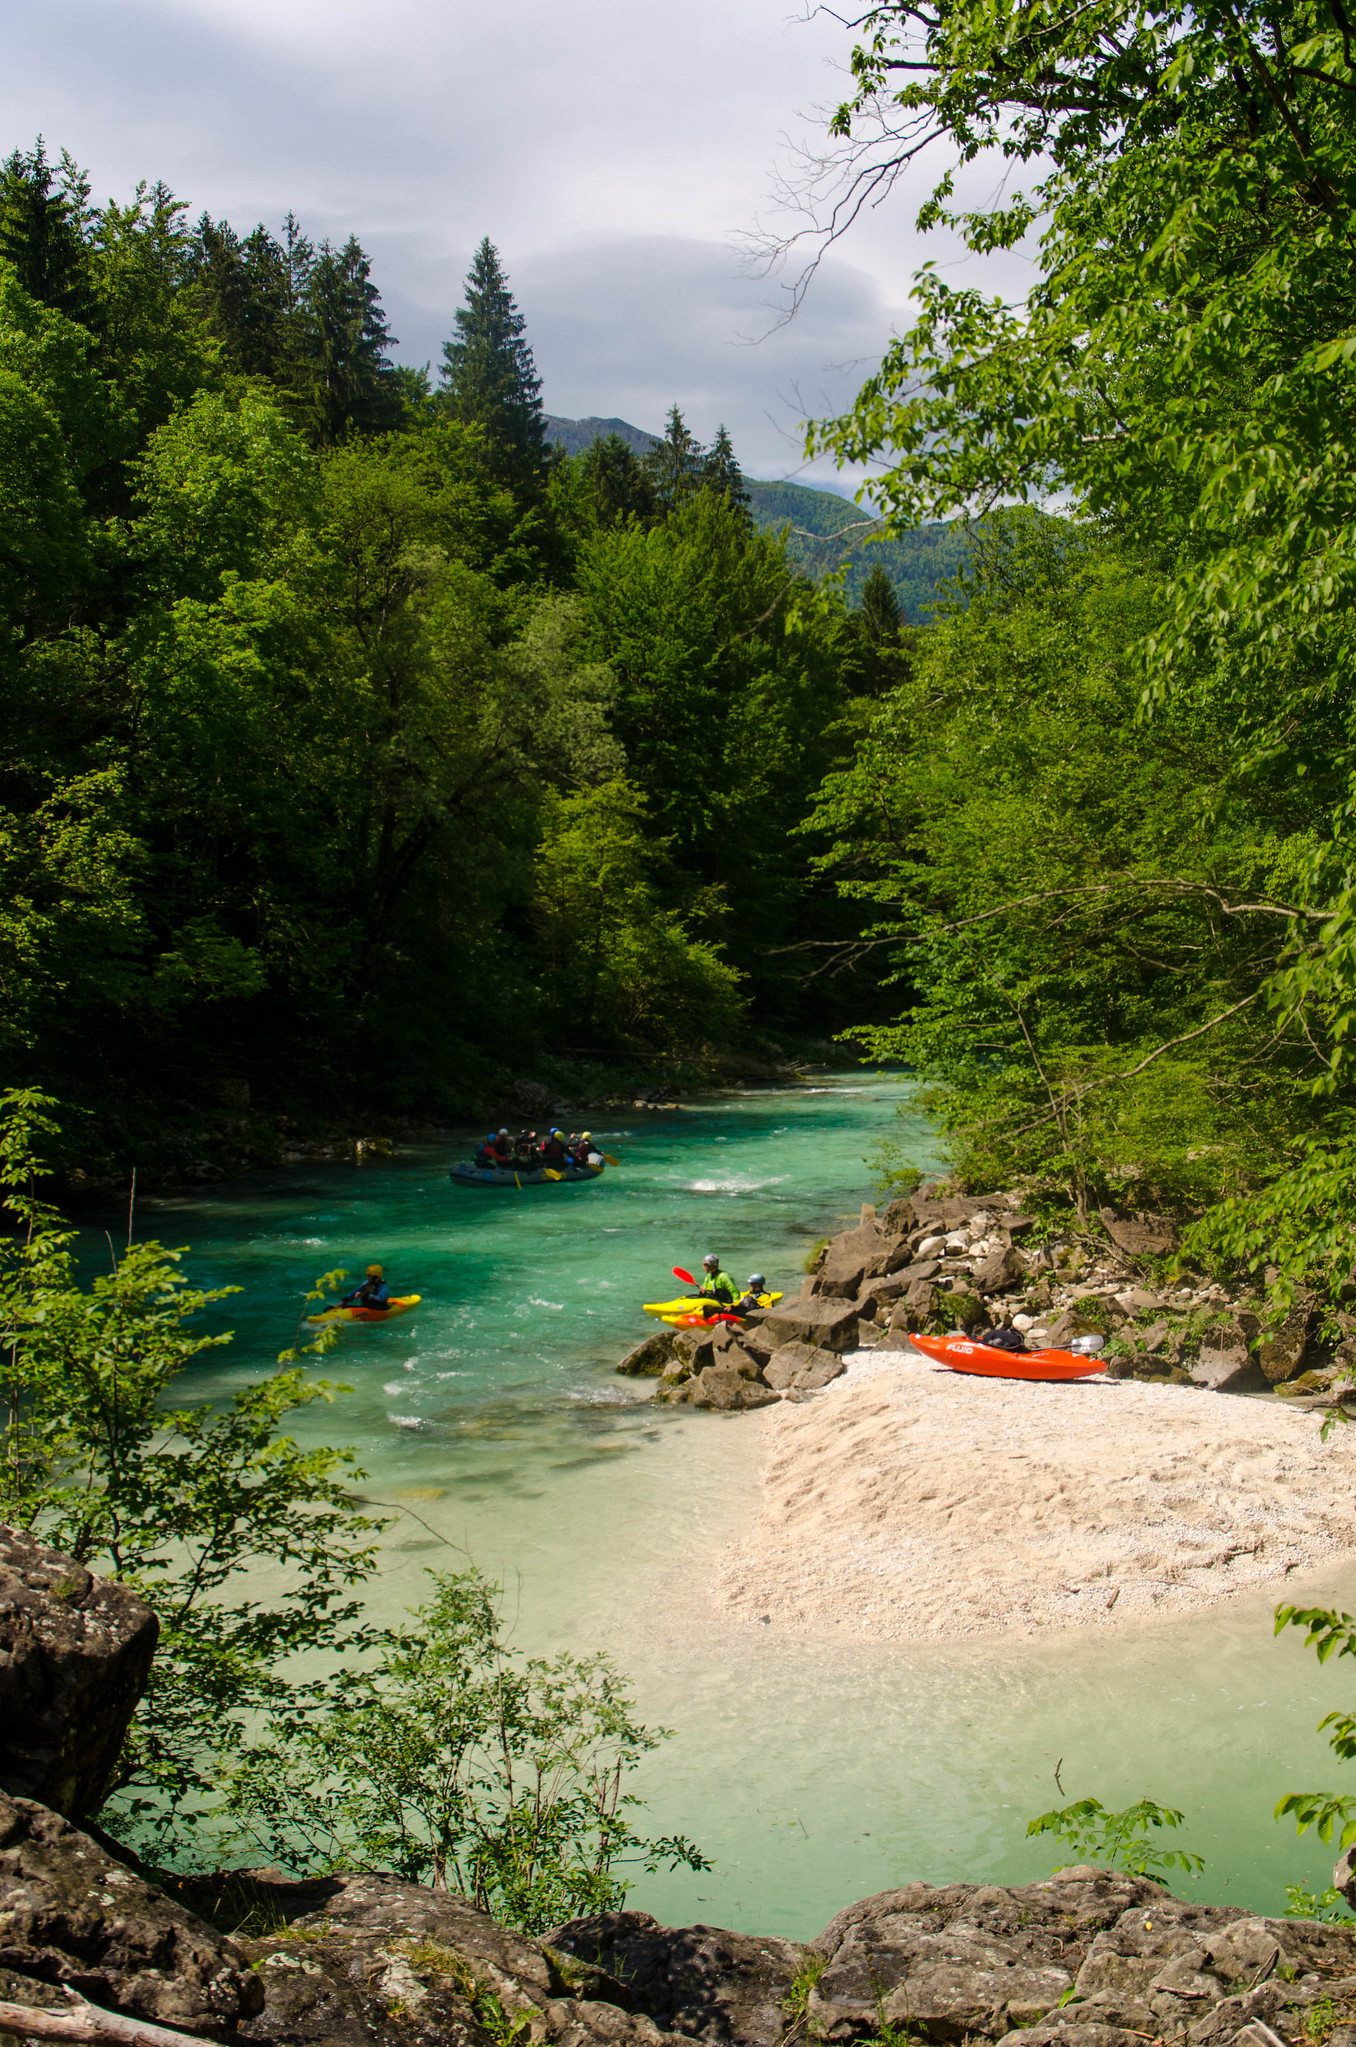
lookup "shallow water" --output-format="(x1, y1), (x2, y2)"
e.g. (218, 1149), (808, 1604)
(134, 1078), (1356, 1937)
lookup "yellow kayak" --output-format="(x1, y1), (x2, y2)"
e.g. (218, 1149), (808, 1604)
(642, 1291), (782, 1316)
(307, 1294), (421, 1326)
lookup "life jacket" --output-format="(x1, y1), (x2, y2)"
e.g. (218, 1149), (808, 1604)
(490, 1136), (511, 1162)
(543, 1136), (567, 1164)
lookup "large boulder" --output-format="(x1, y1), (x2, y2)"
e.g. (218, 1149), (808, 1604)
(0, 1791), (263, 2034)
(617, 1331), (679, 1377)
(764, 1342), (846, 1393)
(817, 1217), (916, 1300)
(1098, 1210), (1178, 1258)
(972, 1245), (1025, 1295)
(757, 1299), (860, 1353)
(808, 1871), (1162, 2042)
(1257, 1309), (1315, 1385)
(235, 1872), (691, 2047)
(0, 1525), (158, 1820)
(682, 1368), (780, 1412)
(547, 1910), (802, 2047)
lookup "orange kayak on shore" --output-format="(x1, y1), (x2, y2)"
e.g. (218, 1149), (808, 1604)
(909, 1333), (1106, 1381)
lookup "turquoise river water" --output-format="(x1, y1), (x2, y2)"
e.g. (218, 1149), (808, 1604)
(133, 1076), (1356, 1937)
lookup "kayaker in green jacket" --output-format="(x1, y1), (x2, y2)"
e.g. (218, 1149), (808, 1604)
(699, 1252), (736, 1307)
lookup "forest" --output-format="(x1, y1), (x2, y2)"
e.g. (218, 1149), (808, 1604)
(797, 0), (1356, 1301)
(0, 144), (901, 1172)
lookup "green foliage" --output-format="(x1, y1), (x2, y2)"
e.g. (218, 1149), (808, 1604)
(533, 777), (746, 1053)
(1286, 1887), (1355, 1925)
(0, 1089), (385, 1850)
(222, 1566), (709, 1932)
(782, 1951), (827, 2026)
(1026, 1798), (1204, 1882)
(807, 512), (1337, 1224)
(1274, 1604), (1356, 1868)
(439, 238), (548, 494)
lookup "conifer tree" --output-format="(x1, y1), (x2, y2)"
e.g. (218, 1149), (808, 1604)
(188, 216), (294, 381)
(439, 238), (547, 492)
(642, 404), (705, 517)
(0, 140), (92, 321)
(858, 561), (902, 642)
(295, 235), (402, 445)
(701, 424), (750, 520)
(578, 433), (657, 525)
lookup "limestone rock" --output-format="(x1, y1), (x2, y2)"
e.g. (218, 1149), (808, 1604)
(972, 1245), (1024, 1294)
(1190, 1344), (1265, 1393)
(0, 1525), (158, 1820)
(547, 1909), (802, 2047)
(1258, 1311), (1314, 1385)
(684, 1367), (780, 1411)
(617, 1331), (678, 1377)
(673, 1328), (718, 1374)
(764, 1342), (846, 1392)
(759, 1299), (860, 1353)
(0, 1791), (263, 2034)
(818, 1221), (894, 1299)
(1098, 1209), (1178, 1258)
(808, 1870), (1163, 2042)
(237, 1873), (690, 2047)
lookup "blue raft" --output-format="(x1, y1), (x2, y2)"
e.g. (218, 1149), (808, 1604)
(449, 1161), (605, 1189)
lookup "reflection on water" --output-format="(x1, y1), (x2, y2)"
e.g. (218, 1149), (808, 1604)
(116, 1079), (1356, 1935)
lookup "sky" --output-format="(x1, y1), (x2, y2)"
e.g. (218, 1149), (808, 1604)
(0, 0), (1029, 486)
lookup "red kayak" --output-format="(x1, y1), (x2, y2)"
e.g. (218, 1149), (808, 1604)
(909, 1333), (1106, 1381)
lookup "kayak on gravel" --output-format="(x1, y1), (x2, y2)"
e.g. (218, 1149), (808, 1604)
(908, 1332), (1106, 1382)
(308, 1294), (422, 1326)
(449, 1162), (605, 1189)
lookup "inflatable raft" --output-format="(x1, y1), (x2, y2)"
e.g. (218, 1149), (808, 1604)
(909, 1333), (1105, 1381)
(308, 1294), (422, 1326)
(449, 1161), (604, 1189)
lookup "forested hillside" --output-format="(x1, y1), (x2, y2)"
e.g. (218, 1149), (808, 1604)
(548, 413), (973, 616)
(743, 480), (972, 615)
(0, 147), (901, 1163)
(804, 0), (1356, 1313)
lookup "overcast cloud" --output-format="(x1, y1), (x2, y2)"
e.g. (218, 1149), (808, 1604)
(0, 0), (1030, 485)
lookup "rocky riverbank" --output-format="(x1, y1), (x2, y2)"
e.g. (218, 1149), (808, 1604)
(617, 1182), (1351, 1411)
(6, 1526), (1356, 2047)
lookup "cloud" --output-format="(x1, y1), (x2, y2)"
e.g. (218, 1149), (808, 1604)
(0, 0), (1030, 488)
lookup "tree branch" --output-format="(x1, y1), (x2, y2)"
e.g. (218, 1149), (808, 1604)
(0, 1991), (213, 2047)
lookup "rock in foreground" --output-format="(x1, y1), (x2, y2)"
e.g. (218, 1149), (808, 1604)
(0, 1525), (158, 1820)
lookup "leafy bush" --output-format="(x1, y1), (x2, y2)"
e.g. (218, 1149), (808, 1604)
(1027, 1797), (1203, 1883)
(222, 1567), (709, 1931)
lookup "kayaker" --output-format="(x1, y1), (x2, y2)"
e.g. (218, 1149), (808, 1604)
(541, 1129), (568, 1167)
(699, 1252), (736, 1307)
(342, 1264), (391, 1311)
(732, 1273), (768, 1316)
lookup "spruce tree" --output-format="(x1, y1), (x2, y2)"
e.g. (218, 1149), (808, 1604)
(579, 433), (657, 525)
(295, 235), (402, 445)
(188, 215), (294, 381)
(0, 140), (92, 321)
(642, 404), (705, 517)
(439, 238), (547, 492)
(859, 561), (902, 642)
(701, 424), (750, 520)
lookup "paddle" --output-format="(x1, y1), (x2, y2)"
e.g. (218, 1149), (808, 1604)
(672, 1266), (697, 1286)
(602, 1152), (620, 1167)
(542, 1168), (562, 1181)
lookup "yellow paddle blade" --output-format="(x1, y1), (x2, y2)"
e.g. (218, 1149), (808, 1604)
(543, 1168), (562, 1181)
(602, 1152), (620, 1166)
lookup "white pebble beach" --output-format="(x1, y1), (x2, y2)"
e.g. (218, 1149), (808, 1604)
(712, 1345), (1356, 1640)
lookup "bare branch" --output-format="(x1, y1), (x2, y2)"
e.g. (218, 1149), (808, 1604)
(0, 1992), (213, 2047)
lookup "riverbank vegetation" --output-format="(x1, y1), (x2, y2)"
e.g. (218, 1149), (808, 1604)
(0, 144), (886, 1171)
(800, 0), (1356, 1317)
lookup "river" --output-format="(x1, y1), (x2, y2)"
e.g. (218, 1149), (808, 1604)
(137, 1076), (1356, 1936)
